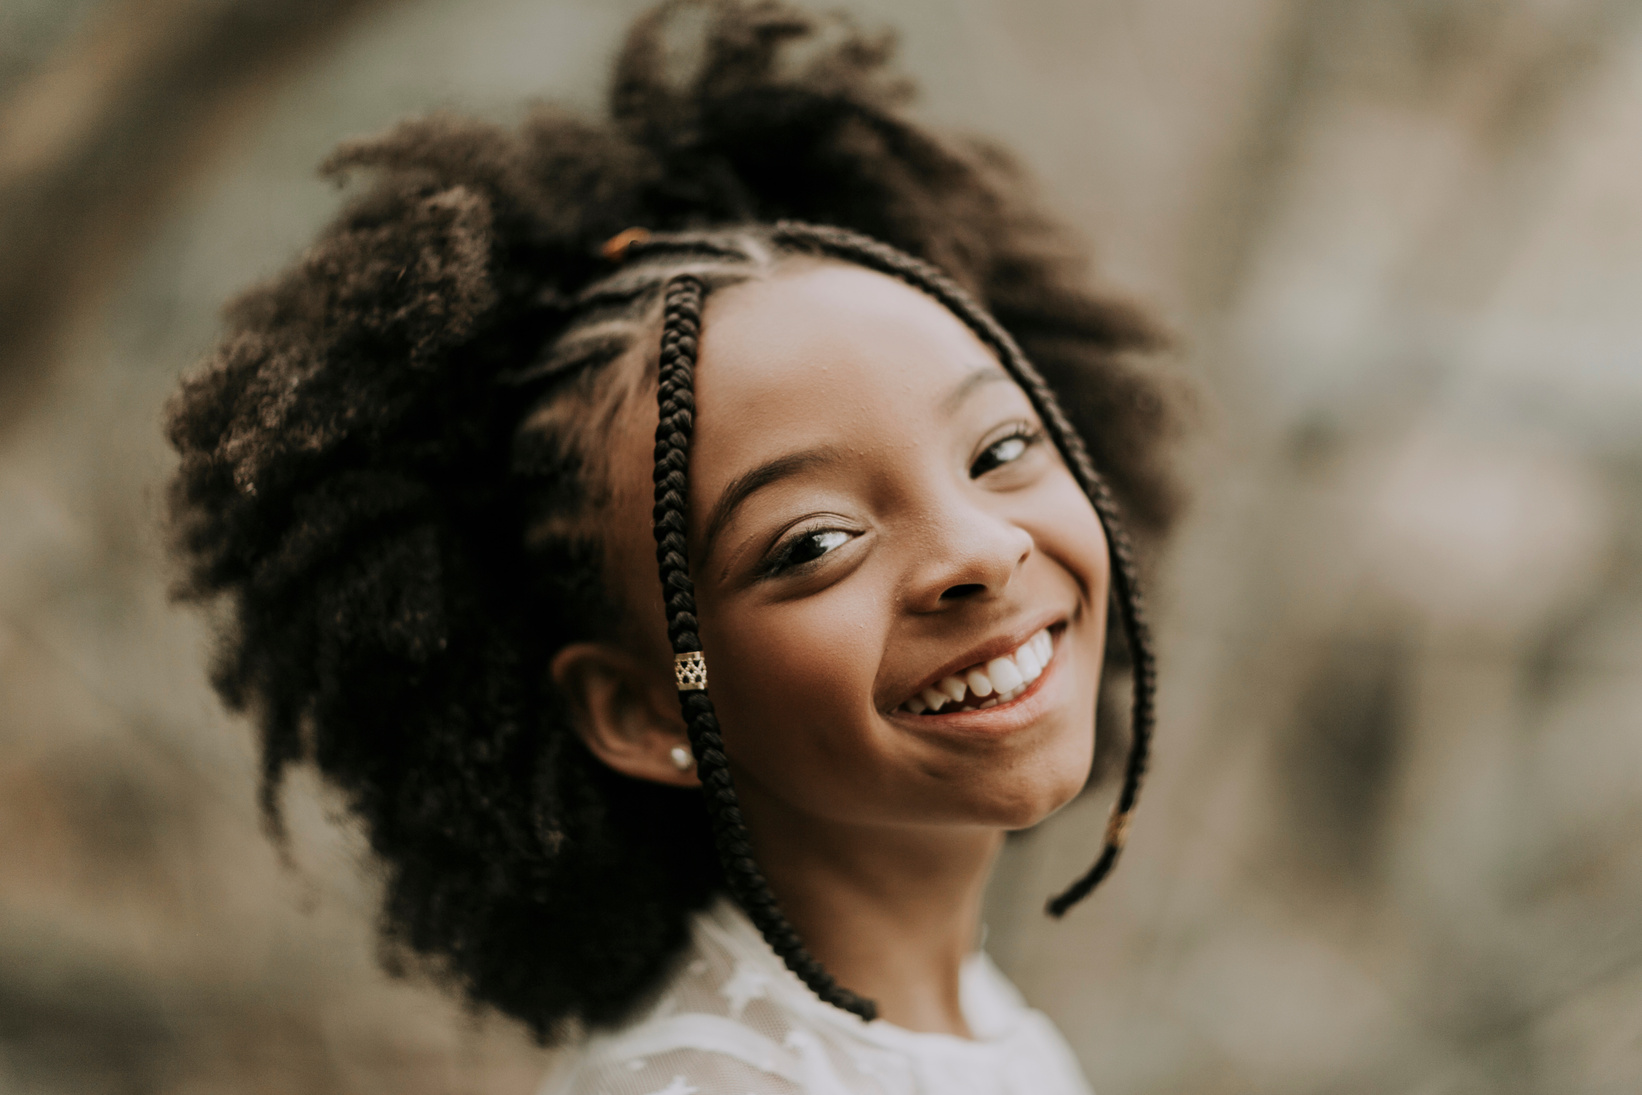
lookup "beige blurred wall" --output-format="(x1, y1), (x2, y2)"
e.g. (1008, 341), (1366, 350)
(1, 1), (1639, 1092)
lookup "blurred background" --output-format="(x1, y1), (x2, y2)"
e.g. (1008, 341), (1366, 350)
(1, 0), (1639, 1091)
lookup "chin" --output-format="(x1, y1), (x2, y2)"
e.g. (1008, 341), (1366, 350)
(967, 769), (1090, 831)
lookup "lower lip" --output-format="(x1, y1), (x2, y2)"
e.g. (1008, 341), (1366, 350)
(889, 640), (1063, 736)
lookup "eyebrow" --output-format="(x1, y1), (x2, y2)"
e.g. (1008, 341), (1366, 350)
(700, 445), (841, 560)
(941, 363), (1013, 415)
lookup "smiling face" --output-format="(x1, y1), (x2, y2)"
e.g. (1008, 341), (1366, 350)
(593, 259), (1110, 835)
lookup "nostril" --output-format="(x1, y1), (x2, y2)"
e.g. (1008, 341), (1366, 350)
(940, 583), (986, 601)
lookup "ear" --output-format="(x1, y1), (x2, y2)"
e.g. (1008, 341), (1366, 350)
(550, 642), (699, 788)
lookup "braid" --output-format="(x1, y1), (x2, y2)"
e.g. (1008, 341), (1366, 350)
(765, 223), (1155, 917)
(651, 273), (879, 1021)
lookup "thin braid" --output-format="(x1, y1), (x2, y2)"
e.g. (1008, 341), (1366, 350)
(650, 273), (879, 1021)
(768, 221), (1157, 918)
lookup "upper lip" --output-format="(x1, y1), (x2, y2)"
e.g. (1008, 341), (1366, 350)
(889, 610), (1065, 711)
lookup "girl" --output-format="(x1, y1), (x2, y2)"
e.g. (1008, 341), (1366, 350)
(166, 2), (1181, 1092)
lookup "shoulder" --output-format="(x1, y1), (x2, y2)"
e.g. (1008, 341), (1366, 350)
(539, 964), (810, 1093)
(540, 897), (809, 1095)
(538, 897), (922, 1095)
(541, 1032), (803, 1095)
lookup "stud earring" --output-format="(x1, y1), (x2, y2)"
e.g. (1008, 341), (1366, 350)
(669, 745), (693, 771)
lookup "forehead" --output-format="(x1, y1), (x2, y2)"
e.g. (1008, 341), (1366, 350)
(691, 260), (1004, 450)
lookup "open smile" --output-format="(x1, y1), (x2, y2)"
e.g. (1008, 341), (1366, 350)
(897, 625), (1058, 716)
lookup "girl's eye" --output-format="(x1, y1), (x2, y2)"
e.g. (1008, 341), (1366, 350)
(970, 425), (1043, 477)
(768, 528), (851, 574)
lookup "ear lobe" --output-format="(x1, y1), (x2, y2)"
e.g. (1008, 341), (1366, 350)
(550, 642), (698, 788)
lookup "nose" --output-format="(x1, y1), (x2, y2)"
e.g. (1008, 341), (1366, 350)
(904, 500), (1034, 613)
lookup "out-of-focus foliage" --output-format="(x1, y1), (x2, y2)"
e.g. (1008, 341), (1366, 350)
(1, 0), (1638, 1092)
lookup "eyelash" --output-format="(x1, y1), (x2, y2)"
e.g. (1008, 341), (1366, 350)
(970, 422), (1045, 477)
(762, 524), (853, 577)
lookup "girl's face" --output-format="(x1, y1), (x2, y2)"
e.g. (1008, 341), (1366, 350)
(599, 260), (1109, 833)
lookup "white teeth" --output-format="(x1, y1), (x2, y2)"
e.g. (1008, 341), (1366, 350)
(964, 668), (994, 698)
(985, 656), (1024, 693)
(899, 627), (1056, 714)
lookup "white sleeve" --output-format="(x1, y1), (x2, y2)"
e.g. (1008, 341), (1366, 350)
(543, 1042), (805, 1095)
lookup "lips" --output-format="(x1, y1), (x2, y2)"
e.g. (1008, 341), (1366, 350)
(899, 627), (1055, 715)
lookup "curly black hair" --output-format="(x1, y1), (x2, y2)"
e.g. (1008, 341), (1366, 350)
(166, 0), (1183, 1040)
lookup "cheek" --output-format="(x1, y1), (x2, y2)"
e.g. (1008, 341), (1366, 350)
(1035, 474), (1111, 598)
(699, 584), (889, 790)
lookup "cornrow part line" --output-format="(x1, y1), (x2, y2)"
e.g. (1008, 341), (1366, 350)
(767, 221), (1157, 919)
(650, 272), (879, 1022)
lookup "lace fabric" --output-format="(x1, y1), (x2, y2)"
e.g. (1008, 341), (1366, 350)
(539, 898), (1094, 1095)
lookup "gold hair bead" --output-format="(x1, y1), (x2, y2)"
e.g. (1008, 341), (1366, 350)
(1104, 809), (1132, 850)
(600, 226), (652, 262)
(673, 651), (708, 691)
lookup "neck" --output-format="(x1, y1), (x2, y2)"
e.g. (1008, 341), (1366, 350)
(736, 787), (1002, 1037)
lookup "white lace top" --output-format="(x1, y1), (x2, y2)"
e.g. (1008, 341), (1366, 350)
(538, 897), (1094, 1095)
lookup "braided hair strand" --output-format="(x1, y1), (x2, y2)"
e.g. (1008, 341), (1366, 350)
(651, 272), (878, 1019)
